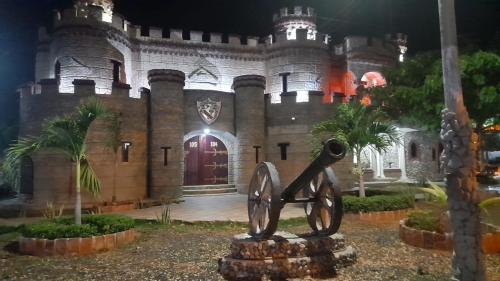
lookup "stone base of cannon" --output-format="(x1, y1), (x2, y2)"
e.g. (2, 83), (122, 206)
(218, 232), (357, 280)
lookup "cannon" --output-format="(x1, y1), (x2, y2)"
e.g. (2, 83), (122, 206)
(247, 139), (347, 239)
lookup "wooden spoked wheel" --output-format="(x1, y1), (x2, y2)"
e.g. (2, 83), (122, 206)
(247, 162), (282, 240)
(304, 167), (343, 236)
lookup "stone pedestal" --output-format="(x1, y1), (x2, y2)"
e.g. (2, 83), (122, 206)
(218, 232), (356, 280)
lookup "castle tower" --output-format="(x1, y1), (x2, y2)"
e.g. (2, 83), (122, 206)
(74, 0), (114, 22)
(38, 0), (125, 95)
(233, 75), (267, 193)
(267, 6), (331, 103)
(147, 70), (186, 200)
(273, 6), (317, 40)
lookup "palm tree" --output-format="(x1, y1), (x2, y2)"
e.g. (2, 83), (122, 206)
(3, 98), (106, 224)
(312, 102), (399, 197)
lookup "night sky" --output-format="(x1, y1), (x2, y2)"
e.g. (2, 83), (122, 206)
(0, 0), (499, 127)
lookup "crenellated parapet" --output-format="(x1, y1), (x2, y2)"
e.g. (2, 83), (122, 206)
(18, 78), (145, 136)
(265, 91), (340, 127)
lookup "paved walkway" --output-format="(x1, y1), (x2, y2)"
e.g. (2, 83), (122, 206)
(121, 194), (305, 222)
(0, 194), (306, 225)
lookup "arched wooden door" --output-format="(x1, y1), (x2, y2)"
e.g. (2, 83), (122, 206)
(184, 135), (228, 186)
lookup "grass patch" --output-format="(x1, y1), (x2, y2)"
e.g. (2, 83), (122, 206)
(134, 218), (311, 234)
(134, 219), (247, 233)
(343, 195), (414, 213)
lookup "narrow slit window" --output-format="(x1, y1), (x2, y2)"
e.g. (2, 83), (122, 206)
(410, 142), (418, 159)
(278, 142), (290, 160)
(279, 72), (291, 93)
(111, 60), (121, 82)
(253, 146), (261, 164)
(122, 142), (132, 162)
(161, 147), (171, 166)
(55, 61), (61, 82)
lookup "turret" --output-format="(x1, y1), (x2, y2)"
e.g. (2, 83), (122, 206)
(233, 75), (266, 193)
(147, 69), (186, 200)
(266, 6), (331, 103)
(74, 0), (114, 22)
(272, 6), (317, 40)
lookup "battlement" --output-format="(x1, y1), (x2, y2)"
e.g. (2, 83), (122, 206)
(265, 91), (341, 126)
(270, 30), (330, 46)
(333, 33), (408, 56)
(273, 6), (316, 22)
(18, 79), (143, 101)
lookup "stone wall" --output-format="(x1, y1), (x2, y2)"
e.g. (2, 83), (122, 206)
(265, 92), (353, 189)
(404, 131), (443, 182)
(265, 43), (330, 103)
(18, 79), (147, 205)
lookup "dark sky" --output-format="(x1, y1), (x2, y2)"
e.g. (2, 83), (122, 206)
(0, 0), (499, 126)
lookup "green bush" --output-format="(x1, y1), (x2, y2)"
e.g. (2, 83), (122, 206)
(0, 225), (19, 235)
(22, 223), (98, 239)
(22, 214), (135, 239)
(342, 195), (414, 213)
(82, 214), (135, 234)
(406, 210), (440, 233)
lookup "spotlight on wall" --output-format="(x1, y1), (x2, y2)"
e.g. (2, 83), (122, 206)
(291, 117), (296, 121)
(203, 128), (211, 135)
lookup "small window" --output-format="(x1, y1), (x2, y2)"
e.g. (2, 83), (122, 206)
(410, 142), (418, 159)
(279, 72), (290, 93)
(55, 61), (61, 82)
(111, 60), (121, 82)
(253, 146), (261, 164)
(162, 147), (171, 166)
(278, 143), (290, 160)
(122, 142), (132, 162)
(432, 148), (437, 161)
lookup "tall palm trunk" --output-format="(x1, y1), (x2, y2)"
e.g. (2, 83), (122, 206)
(438, 0), (485, 279)
(356, 151), (366, 198)
(75, 160), (82, 225)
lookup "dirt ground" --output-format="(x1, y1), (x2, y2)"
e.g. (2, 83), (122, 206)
(0, 217), (499, 281)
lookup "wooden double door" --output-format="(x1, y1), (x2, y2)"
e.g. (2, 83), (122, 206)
(183, 135), (228, 186)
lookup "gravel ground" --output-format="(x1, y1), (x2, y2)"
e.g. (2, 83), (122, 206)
(0, 218), (499, 281)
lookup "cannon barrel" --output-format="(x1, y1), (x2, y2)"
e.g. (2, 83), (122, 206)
(281, 139), (346, 201)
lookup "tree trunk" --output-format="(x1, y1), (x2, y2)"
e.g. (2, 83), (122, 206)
(74, 160), (82, 225)
(359, 173), (365, 198)
(438, 0), (485, 279)
(357, 151), (366, 198)
(112, 153), (117, 203)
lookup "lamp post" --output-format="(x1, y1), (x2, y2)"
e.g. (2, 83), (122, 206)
(438, 0), (485, 279)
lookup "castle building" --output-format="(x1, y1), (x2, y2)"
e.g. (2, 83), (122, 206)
(15, 0), (442, 206)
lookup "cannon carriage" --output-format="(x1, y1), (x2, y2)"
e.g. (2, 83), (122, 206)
(247, 139), (346, 239)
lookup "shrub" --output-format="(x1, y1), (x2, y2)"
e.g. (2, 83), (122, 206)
(0, 225), (19, 235)
(22, 223), (98, 239)
(82, 214), (135, 234)
(22, 214), (135, 239)
(343, 195), (414, 213)
(406, 210), (440, 233)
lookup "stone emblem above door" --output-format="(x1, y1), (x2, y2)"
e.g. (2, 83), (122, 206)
(197, 98), (221, 125)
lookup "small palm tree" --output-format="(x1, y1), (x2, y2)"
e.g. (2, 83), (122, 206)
(3, 98), (106, 224)
(312, 102), (399, 197)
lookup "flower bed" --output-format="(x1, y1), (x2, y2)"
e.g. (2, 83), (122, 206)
(399, 219), (500, 254)
(19, 214), (136, 256)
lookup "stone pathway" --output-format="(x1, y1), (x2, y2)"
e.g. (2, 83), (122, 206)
(121, 194), (306, 222)
(0, 194), (306, 225)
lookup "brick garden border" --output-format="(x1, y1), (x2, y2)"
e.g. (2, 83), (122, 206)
(357, 209), (411, 223)
(399, 219), (500, 254)
(19, 229), (136, 256)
